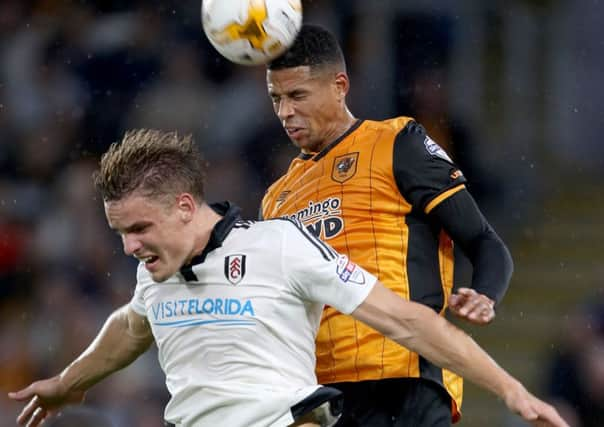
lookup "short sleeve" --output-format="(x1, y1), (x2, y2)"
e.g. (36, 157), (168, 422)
(129, 263), (150, 316)
(278, 219), (377, 314)
(393, 121), (467, 213)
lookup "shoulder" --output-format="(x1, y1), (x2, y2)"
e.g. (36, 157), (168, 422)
(393, 121), (454, 163)
(362, 116), (416, 135)
(252, 217), (301, 234)
(229, 218), (315, 258)
(252, 217), (317, 245)
(353, 117), (417, 155)
(264, 174), (288, 199)
(232, 218), (292, 241)
(262, 157), (305, 198)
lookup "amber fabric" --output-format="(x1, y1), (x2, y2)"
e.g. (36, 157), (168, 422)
(262, 117), (463, 421)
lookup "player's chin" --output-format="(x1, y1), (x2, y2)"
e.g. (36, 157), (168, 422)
(149, 267), (175, 283)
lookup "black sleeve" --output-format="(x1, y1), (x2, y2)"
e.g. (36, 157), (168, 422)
(393, 121), (467, 212)
(429, 189), (513, 305)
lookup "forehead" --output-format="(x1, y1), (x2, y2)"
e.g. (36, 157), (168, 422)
(266, 66), (324, 92)
(104, 194), (161, 228)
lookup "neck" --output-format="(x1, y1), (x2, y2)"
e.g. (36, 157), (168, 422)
(188, 203), (222, 262)
(337, 108), (357, 136)
(305, 108), (357, 154)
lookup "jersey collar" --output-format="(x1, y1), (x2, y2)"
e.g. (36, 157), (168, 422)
(296, 119), (364, 162)
(179, 201), (242, 278)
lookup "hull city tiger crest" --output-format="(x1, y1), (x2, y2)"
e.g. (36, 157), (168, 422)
(224, 254), (246, 285)
(332, 152), (359, 183)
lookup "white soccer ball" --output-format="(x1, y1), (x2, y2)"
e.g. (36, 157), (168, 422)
(201, 0), (302, 66)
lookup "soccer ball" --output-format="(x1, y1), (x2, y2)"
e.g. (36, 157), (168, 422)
(201, 0), (302, 66)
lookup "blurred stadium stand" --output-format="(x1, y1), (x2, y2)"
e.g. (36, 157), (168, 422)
(1, 1), (602, 426)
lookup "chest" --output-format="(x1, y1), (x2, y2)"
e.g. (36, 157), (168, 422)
(140, 249), (310, 339)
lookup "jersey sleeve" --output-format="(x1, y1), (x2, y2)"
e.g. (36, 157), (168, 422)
(279, 219), (377, 314)
(129, 263), (150, 316)
(429, 190), (513, 304)
(393, 121), (467, 213)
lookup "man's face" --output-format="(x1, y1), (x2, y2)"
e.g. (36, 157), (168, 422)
(267, 65), (345, 153)
(105, 193), (195, 282)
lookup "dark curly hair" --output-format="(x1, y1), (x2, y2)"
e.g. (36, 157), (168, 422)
(268, 24), (346, 72)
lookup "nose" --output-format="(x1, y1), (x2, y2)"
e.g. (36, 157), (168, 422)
(122, 234), (142, 256)
(276, 98), (294, 121)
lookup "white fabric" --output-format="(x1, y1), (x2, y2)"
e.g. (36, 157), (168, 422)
(130, 218), (376, 427)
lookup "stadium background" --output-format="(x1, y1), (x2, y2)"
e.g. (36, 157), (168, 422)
(0, 1), (602, 426)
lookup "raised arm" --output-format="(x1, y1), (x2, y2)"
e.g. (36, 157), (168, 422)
(392, 121), (513, 325)
(430, 189), (513, 324)
(9, 304), (153, 427)
(351, 282), (569, 427)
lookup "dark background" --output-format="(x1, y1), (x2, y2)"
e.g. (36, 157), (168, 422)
(1, 1), (603, 426)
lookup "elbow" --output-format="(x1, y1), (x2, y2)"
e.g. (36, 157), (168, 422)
(498, 242), (514, 298)
(505, 244), (514, 278)
(384, 306), (431, 352)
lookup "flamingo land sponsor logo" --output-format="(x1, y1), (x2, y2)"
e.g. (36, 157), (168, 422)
(286, 197), (344, 240)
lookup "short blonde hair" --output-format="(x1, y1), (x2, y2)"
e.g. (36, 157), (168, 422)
(93, 129), (207, 202)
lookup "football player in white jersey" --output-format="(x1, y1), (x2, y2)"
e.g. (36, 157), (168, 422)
(9, 129), (568, 427)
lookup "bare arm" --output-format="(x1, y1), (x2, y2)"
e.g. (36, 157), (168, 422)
(61, 304), (153, 390)
(351, 282), (568, 427)
(9, 304), (153, 427)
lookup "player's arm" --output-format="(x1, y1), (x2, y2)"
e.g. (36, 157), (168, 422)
(8, 304), (153, 427)
(429, 189), (513, 322)
(351, 282), (568, 427)
(59, 303), (153, 389)
(393, 121), (512, 324)
(280, 219), (565, 425)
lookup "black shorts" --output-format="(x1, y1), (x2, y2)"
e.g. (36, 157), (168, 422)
(164, 386), (343, 427)
(331, 377), (452, 427)
(291, 386), (343, 426)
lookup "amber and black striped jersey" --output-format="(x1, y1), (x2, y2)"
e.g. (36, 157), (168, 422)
(261, 117), (511, 422)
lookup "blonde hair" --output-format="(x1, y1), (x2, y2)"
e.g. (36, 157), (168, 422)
(93, 129), (207, 202)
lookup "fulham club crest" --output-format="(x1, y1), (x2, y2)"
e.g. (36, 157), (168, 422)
(224, 254), (246, 285)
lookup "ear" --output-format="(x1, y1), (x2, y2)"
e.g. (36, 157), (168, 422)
(175, 193), (197, 223)
(333, 72), (350, 100)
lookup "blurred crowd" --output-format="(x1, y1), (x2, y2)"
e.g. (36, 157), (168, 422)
(0, 1), (328, 425)
(545, 298), (604, 427)
(1, 1), (603, 426)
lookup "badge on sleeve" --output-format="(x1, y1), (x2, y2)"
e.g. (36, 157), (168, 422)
(336, 255), (366, 285)
(423, 136), (452, 162)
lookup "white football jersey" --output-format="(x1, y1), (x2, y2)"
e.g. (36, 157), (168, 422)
(129, 203), (376, 427)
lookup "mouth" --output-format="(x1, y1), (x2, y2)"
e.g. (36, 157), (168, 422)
(139, 255), (160, 270)
(285, 126), (304, 139)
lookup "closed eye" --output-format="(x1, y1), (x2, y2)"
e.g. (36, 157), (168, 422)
(129, 225), (147, 233)
(124, 222), (152, 235)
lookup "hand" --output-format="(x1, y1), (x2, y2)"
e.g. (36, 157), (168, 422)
(8, 375), (86, 427)
(448, 287), (495, 325)
(504, 381), (570, 427)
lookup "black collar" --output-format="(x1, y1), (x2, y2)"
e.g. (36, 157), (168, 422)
(295, 119), (363, 161)
(179, 201), (242, 280)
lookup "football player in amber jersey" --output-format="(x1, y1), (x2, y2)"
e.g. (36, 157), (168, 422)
(261, 25), (514, 426)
